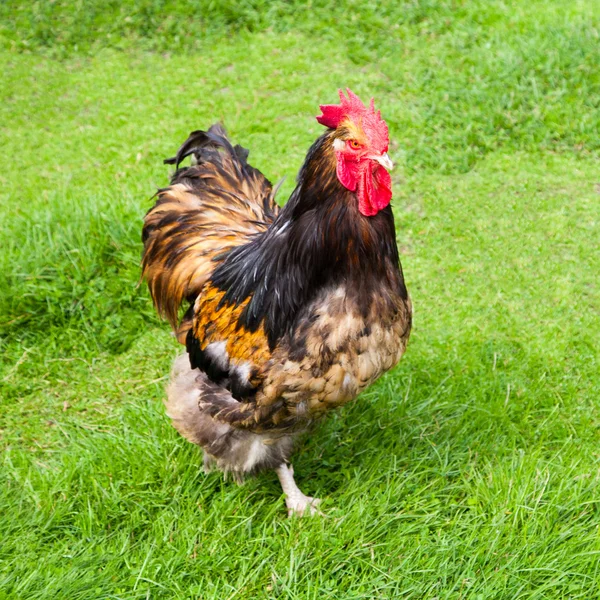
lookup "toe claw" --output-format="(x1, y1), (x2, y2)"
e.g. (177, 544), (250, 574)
(276, 463), (323, 517)
(286, 496), (323, 517)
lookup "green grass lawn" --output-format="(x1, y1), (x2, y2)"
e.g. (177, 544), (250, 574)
(1, 1), (599, 598)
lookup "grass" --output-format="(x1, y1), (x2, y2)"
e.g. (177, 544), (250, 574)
(0, 0), (599, 597)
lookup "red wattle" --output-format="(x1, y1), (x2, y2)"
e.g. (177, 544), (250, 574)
(336, 154), (358, 191)
(357, 164), (392, 217)
(336, 155), (392, 217)
(371, 165), (392, 211)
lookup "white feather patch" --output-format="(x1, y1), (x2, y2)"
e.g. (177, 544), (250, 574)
(204, 341), (230, 371)
(243, 437), (269, 471)
(232, 361), (252, 384)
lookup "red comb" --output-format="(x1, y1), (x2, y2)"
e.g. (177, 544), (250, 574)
(317, 88), (383, 130)
(316, 88), (389, 154)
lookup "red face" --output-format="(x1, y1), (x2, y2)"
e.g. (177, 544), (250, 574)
(317, 89), (394, 217)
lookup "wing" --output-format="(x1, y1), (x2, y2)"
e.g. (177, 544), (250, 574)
(187, 284), (272, 401)
(142, 124), (280, 342)
(192, 285), (412, 433)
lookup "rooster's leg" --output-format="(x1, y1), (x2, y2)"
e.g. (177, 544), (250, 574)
(275, 463), (322, 517)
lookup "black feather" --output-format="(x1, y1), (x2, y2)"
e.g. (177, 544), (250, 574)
(210, 130), (408, 349)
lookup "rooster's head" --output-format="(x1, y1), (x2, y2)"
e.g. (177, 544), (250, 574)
(317, 88), (393, 217)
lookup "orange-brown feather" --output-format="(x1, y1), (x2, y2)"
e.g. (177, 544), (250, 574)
(142, 140), (279, 342)
(193, 285), (271, 369)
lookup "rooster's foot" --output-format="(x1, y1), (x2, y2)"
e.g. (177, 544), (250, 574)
(285, 493), (322, 517)
(275, 463), (323, 517)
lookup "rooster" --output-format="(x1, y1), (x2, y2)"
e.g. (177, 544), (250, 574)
(142, 89), (411, 516)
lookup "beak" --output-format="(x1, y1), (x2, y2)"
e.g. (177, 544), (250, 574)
(374, 152), (393, 171)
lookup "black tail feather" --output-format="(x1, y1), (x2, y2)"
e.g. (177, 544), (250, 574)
(164, 123), (234, 169)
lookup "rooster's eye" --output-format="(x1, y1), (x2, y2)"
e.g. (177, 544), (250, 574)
(349, 140), (361, 149)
